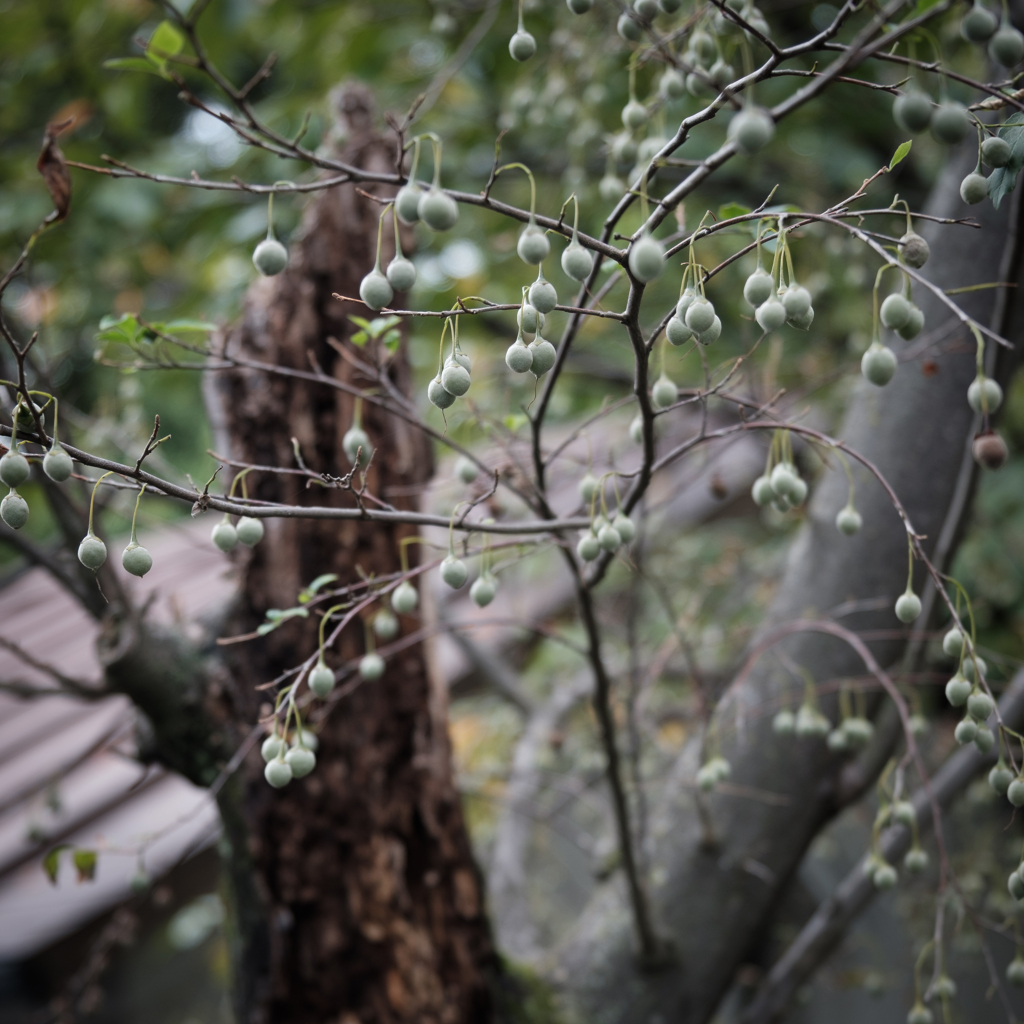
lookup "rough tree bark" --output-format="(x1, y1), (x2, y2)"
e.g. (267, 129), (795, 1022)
(201, 86), (497, 1024)
(553, 144), (1023, 1022)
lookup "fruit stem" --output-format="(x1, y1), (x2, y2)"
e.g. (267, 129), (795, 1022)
(495, 162), (538, 218)
(404, 135), (421, 185)
(436, 316), (451, 374)
(373, 203), (393, 273)
(517, 0), (525, 32)
(904, 532), (916, 594)
(87, 471), (114, 537)
(265, 181), (294, 241)
(318, 602), (347, 657)
(228, 467), (252, 500)
(353, 396), (364, 430)
(392, 201), (405, 260)
(128, 483), (147, 547)
(428, 135), (443, 189)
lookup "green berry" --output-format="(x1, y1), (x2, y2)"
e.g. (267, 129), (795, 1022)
(782, 285), (811, 317)
(579, 472), (599, 503)
(658, 0), (681, 9)
(441, 554), (468, 588)
(509, 29), (537, 61)
(1, 489), (29, 530)
(392, 580), (419, 614)
(907, 1002), (933, 1024)
(359, 652), (385, 680)
(895, 590), (922, 623)
(873, 862), (898, 889)
(942, 627), (963, 657)
(441, 361), (471, 396)
(528, 275), (558, 313)
(861, 343), (897, 386)
(528, 338), (557, 377)
(359, 269), (393, 312)
(617, 12), (643, 41)
(960, 171), (990, 205)
(962, 2), (998, 41)
(709, 59), (735, 89)
(843, 716), (874, 746)
(795, 703), (831, 738)
(691, 30), (717, 64)
(630, 414), (644, 445)
(667, 316), (693, 346)
(728, 107), (775, 154)
(788, 306), (814, 331)
(880, 293), (911, 329)
(827, 727), (848, 753)
(659, 68), (685, 99)
(744, 268), (773, 308)
(652, 374), (679, 410)
(893, 90), (933, 133)
(990, 24), (1024, 66)
(470, 573), (498, 607)
(931, 102), (971, 144)
(904, 848), (928, 873)
(264, 758), (293, 788)
(0, 451), (30, 488)
(611, 133), (638, 167)
(963, 655), (987, 681)
(78, 531), (108, 569)
(769, 462), (799, 500)
(772, 709), (795, 735)
(285, 745), (316, 778)
(967, 688), (994, 721)
(567, 0), (593, 12)
(577, 531), (600, 561)
(898, 231), (930, 268)
(634, 0), (658, 17)
(599, 173), (625, 201)
(261, 734), (285, 762)
(428, 375), (456, 409)
(506, 338), (534, 374)
(386, 256), (417, 292)
(253, 238), (288, 276)
(755, 296), (787, 332)
(518, 303), (542, 334)
(752, 475), (774, 506)
(908, 713), (929, 736)
(309, 662), (335, 698)
(1007, 956), (1024, 986)
(612, 513), (635, 543)
(562, 241), (594, 281)
(395, 182), (423, 224)
(1009, 778), (1024, 806)
(945, 673), (971, 706)
(981, 135), (1012, 167)
(968, 376), (1003, 413)
(418, 187), (459, 231)
(628, 234), (665, 283)
(455, 456), (478, 484)
(687, 72), (712, 98)
(43, 443), (73, 482)
(121, 542), (153, 578)
(374, 608), (399, 641)
(518, 222), (550, 264)
(974, 726), (995, 753)
(621, 100), (648, 131)
(989, 760), (1014, 794)
(598, 523), (622, 552)
(896, 304), (924, 341)
(343, 425), (373, 468)
(676, 288), (697, 320)
(685, 296), (716, 334)
(836, 505), (862, 535)
(212, 519), (238, 553)
(954, 716), (978, 744)
(892, 800), (915, 827)
(237, 516), (265, 547)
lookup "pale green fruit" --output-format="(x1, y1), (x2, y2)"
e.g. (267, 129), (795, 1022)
(577, 531), (600, 561)
(898, 231), (930, 268)
(343, 425), (373, 468)
(676, 288), (697, 320)
(943, 627), (964, 656)
(359, 269), (393, 312)
(827, 728), (848, 753)
(518, 303), (542, 334)
(772, 709), (795, 735)
(743, 268), (773, 307)
(691, 29), (717, 64)
(843, 716), (873, 746)
(861, 343), (897, 386)
(440, 554), (468, 588)
(253, 238), (288, 276)
(974, 726), (995, 753)
(617, 12), (643, 40)
(896, 304), (923, 341)
(0, 451), (30, 488)
(931, 102), (970, 144)
(961, 1), (998, 41)
(528, 276), (558, 313)
(418, 187), (459, 231)
(212, 519), (238, 553)
(873, 862), (897, 889)
(945, 673), (971, 706)
(880, 293), (911, 329)
(579, 472), (599, 503)
(989, 761), (1014, 795)
(599, 173), (625, 201)
(795, 703), (830, 738)
(598, 524), (621, 552)
(509, 29), (537, 61)
(621, 100), (648, 131)
(392, 580), (419, 614)
(652, 374), (679, 410)
(1009, 778), (1024, 806)
(789, 306), (814, 331)
(787, 476), (808, 508)
(562, 241), (594, 281)
(386, 256), (417, 292)
(428, 375), (456, 409)
(264, 759), (293, 788)
(659, 68), (685, 99)
(904, 848), (928, 873)
(441, 362), (471, 396)
(628, 234), (665, 283)
(1009, 956), (1024, 987)
(630, 414), (643, 445)
(699, 317), (722, 344)
(634, 0), (658, 17)
(611, 133), (637, 166)
(769, 462), (799, 500)
(906, 1003), (933, 1024)
(374, 608), (399, 641)
(1, 488), (28, 530)
(836, 505), (862, 535)
(359, 652), (385, 680)
(752, 476), (774, 506)
(470, 573), (498, 607)
(567, 0), (593, 13)
(78, 532), (108, 569)
(506, 339), (534, 373)
(968, 376), (1003, 413)
(285, 746), (316, 778)
(963, 655), (987, 681)
(685, 296), (716, 334)
(990, 24), (1024, 66)
(755, 296), (787, 332)
(709, 59), (734, 89)
(122, 542), (153, 578)
(261, 735), (285, 761)
(237, 516), (265, 547)
(43, 444), (73, 482)
(954, 716), (978, 744)
(895, 590), (922, 623)
(612, 513), (635, 543)
(892, 800), (916, 827)
(982, 135), (1012, 167)
(967, 689), (994, 721)
(667, 316), (693, 346)
(960, 172), (990, 205)
(309, 663), (335, 698)
(455, 455), (478, 484)
(782, 285), (811, 317)
(395, 182), (423, 224)
(893, 90), (933, 133)
(518, 222), (550, 264)
(728, 107), (775, 154)
(528, 338), (557, 377)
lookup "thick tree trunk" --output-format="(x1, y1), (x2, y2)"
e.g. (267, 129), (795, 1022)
(554, 145), (1024, 1022)
(206, 86), (497, 1024)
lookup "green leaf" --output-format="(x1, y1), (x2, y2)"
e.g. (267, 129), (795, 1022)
(350, 330), (368, 347)
(73, 848), (97, 882)
(504, 413), (528, 433)
(888, 140), (912, 171)
(306, 573), (339, 595)
(147, 20), (185, 61)
(718, 202), (752, 221)
(43, 845), (70, 884)
(159, 319), (216, 333)
(382, 329), (401, 353)
(103, 57), (166, 77)
(96, 313), (142, 346)
(348, 316), (372, 331)
(988, 113), (1024, 209)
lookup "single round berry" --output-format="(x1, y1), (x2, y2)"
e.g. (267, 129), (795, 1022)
(509, 29), (537, 61)
(264, 759), (293, 788)
(893, 90), (933, 133)
(343, 425), (373, 468)
(386, 256), (417, 292)
(577, 531), (600, 561)
(1008, 778), (1024, 806)
(942, 627), (964, 657)
(528, 338), (557, 377)
(470, 573), (498, 607)
(418, 188), (459, 231)
(698, 316), (722, 345)
(43, 444), (73, 482)
(728, 107), (775, 154)
(253, 238), (288, 276)
(898, 231), (930, 268)
(1008, 956), (1024, 987)
(121, 542), (153, 578)
(579, 472), (599, 503)
(395, 183), (423, 224)
(1, 489), (29, 530)
(931, 102), (971, 144)
(562, 241), (594, 282)
(961, 1), (999, 41)
(359, 652), (385, 680)
(685, 296), (716, 334)
(861, 343), (897, 387)
(529, 277), (558, 314)
(628, 234), (665, 283)
(285, 746), (316, 778)
(960, 652), (983, 681)
(967, 689), (994, 722)
(374, 608), (399, 641)
(974, 726), (995, 754)
(667, 316), (693, 346)
(359, 269), (393, 312)
(506, 339), (534, 374)
(261, 735), (285, 762)
(945, 673), (971, 706)
(709, 59), (735, 89)
(237, 516), (265, 547)
(652, 374), (679, 410)
(968, 376), (1003, 414)
(752, 475), (774, 507)
(873, 862), (898, 890)
(428, 375), (456, 409)
(782, 285), (811, 317)
(658, 0), (681, 9)
(455, 455), (479, 484)
(795, 703), (831, 738)
(909, 714), (929, 736)
(78, 532), (108, 569)
(691, 30), (717, 64)
(518, 303), (542, 334)
(973, 430), (1009, 469)
(843, 716), (874, 746)
(743, 268), (773, 308)
(836, 505), (862, 536)
(621, 100), (649, 131)
(960, 171), (990, 205)
(518, 223), (550, 265)
(599, 173), (625, 201)
(567, 0), (593, 12)
(755, 296), (787, 332)
(687, 72), (712, 98)
(630, 415), (643, 445)
(634, 0), (658, 17)
(787, 476), (808, 508)
(309, 663), (335, 698)
(896, 304), (924, 341)
(990, 24), (1024, 66)
(441, 362), (472, 397)
(827, 728), (848, 753)
(0, 451), (30, 488)
(770, 462), (800, 500)
(440, 554), (468, 589)
(612, 513), (635, 543)
(659, 68), (685, 100)
(990, 761), (1015, 795)
(982, 135), (1012, 168)
(954, 716), (979, 744)
(891, 800), (915, 828)
(895, 590), (922, 623)
(212, 519), (239, 553)
(392, 580), (419, 614)
(617, 12), (643, 41)
(597, 523), (622, 552)
(880, 293), (911, 329)
(904, 848), (928, 874)
(772, 709), (795, 735)
(676, 288), (697, 320)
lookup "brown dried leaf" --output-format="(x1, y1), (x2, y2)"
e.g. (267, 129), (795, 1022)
(37, 120), (73, 223)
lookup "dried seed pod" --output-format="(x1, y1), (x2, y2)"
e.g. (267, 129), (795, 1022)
(973, 430), (1008, 470)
